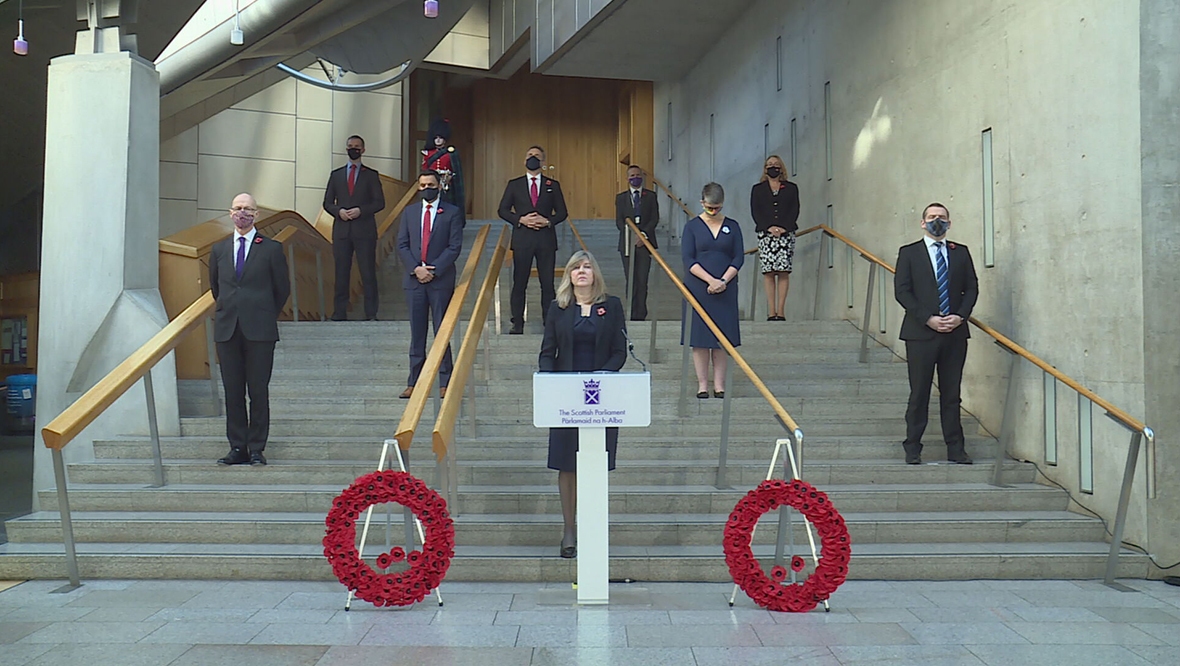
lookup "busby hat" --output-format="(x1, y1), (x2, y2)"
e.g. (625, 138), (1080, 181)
(428, 117), (452, 141)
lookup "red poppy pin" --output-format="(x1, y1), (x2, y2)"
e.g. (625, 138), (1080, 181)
(254, 237), (263, 244)
(948, 242), (956, 250)
(596, 307), (606, 316)
(545, 180), (552, 186)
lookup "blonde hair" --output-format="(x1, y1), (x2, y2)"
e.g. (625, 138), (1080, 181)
(759, 155), (787, 183)
(555, 250), (608, 308)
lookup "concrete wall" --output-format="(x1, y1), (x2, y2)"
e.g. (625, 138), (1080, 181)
(489, 0), (535, 64)
(425, 2), (492, 70)
(160, 68), (404, 237)
(534, 0), (613, 65)
(655, 0), (1155, 548)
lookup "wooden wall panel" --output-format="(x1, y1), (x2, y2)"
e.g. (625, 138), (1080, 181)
(472, 71), (634, 220)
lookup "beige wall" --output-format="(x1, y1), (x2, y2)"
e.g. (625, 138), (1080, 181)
(655, 0), (1149, 544)
(160, 68), (404, 237)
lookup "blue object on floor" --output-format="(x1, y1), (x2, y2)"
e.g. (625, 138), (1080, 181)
(5, 374), (36, 418)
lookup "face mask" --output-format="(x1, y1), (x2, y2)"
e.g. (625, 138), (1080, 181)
(628, 176), (644, 188)
(420, 187), (439, 202)
(766, 166), (782, 179)
(925, 218), (949, 238)
(704, 206), (721, 216)
(347, 148), (363, 161)
(526, 156), (542, 171)
(231, 210), (255, 229)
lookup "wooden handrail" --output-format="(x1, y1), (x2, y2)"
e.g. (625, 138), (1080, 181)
(649, 174), (694, 219)
(808, 224), (1149, 435)
(41, 291), (215, 451)
(745, 224), (824, 255)
(625, 218), (801, 434)
(432, 227), (511, 462)
(377, 182), (421, 240)
(272, 225), (331, 249)
(566, 219), (589, 254)
(394, 224), (492, 451)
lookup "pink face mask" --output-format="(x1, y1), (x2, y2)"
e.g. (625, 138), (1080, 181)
(231, 210), (255, 229)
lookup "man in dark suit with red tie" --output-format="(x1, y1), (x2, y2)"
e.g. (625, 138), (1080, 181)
(396, 171), (465, 399)
(615, 165), (660, 321)
(323, 135), (386, 321)
(497, 145), (569, 334)
(210, 193), (291, 466)
(895, 203), (979, 465)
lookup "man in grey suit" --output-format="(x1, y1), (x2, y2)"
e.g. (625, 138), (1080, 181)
(209, 193), (291, 466)
(396, 171), (465, 399)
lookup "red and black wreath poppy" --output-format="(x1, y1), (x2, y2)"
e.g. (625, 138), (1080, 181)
(323, 471), (455, 607)
(723, 478), (851, 612)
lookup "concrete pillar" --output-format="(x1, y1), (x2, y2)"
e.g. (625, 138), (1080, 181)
(1140, 0), (1180, 574)
(33, 51), (180, 507)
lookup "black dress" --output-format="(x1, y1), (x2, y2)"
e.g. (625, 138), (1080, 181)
(541, 298), (627, 472)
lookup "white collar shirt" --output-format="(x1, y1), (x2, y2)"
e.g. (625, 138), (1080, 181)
(233, 227), (258, 266)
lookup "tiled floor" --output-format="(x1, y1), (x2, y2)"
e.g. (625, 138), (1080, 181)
(2, 579), (1179, 665)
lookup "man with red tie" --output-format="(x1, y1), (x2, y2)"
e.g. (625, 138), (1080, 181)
(323, 135), (386, 321)
(395, 171), (465, 399)
(497, 145), (569, 334)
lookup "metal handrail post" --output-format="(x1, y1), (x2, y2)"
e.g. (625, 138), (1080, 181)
(51, 449), (81, 590)
(715, 356), (735, 489)
(812, 233), (826, 321)
(877, 264), (887, 334)
(1103, 430), (1144, 591)
(648, 318), (659, 365)
(845, 245), (854, 309)
(678, 299), (692, 417)
(205, 316), (220, 416)
(858, 257), (876, 363)
(467, 364), (478, 437)
(773, 438), (794, 571)
(991, 344), (1020, 488)
(748, 255), (760, 321)
(315, 249), (326, 321)
(143, 371), (165, 488)
(287, 244), (299, 322)
(401, 448), (415, 552)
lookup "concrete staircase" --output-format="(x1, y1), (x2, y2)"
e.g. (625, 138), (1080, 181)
(0, 222), (1148, 582)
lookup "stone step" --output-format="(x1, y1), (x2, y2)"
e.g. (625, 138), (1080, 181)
(5, 509), (1103, 546)
(62, 459), (1036, 487)
(92, 435), (1000, 462)
(0, 541), (1149, 582)
(37, 482), (1064, 515)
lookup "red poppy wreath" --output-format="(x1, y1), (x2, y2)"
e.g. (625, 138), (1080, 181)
(723, 479), (851, 612)
(323, 471), (455, 607)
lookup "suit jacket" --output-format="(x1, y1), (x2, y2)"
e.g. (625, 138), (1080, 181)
(894, 239), (979, 341)
(209, 233), (291, 343)
(395, 200), (465, 291)
(539, 296), (627, 372)
(615, 188), (660, 253)
(497, 174), (569, 251)
(323, 163), (386, 240)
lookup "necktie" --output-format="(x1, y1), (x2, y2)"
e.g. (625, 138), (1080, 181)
(347, 164), (357, 196)
(633, 191), (641, 215)
(421, 204), (433, 263)
(235, 236), (246, 280)
(529, 177), (539, 207)
(934, 242), (950, 316)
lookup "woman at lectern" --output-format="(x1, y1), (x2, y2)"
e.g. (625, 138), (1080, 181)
(539, 250), (627, 559)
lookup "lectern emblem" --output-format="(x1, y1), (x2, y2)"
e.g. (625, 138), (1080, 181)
(583, 379), (600, 405)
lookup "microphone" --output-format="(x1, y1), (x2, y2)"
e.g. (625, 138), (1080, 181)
(622, 328), (648, 373)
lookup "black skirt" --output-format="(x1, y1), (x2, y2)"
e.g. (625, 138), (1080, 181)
(546, 313), (619, 472)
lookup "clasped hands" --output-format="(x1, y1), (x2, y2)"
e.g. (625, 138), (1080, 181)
(519, 212), (550, 230)
(926, 314), (963, 333)
(338, 207), (362, 221)
(706, 277), (728, 295)
(414, 265), (436, 284)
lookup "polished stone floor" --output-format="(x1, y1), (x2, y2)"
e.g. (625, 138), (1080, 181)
(2, 578), (1180, 665)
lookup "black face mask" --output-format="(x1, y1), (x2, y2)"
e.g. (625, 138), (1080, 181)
(925, 218), (949, 238)
(347, 148), (363, 161)
(526, 156), (542, 171)
(420, 187), (439, 202)
(766, 166), (782, 179)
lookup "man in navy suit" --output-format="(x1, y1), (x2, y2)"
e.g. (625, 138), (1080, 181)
(615, 165), (660, 321)
(497, 145), (569, 334)
(323, 135), (386, 320)
(209, 193), (291, 466)
(894, 202), (979, 465)
(396, 171), (465, 399)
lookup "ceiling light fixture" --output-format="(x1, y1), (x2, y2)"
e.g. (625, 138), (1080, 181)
(13, 0), (27, 55)
(424, 0), (438, 19)
(230, 0), (243, 45)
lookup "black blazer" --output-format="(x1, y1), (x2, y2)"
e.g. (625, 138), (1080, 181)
(615, 188), (660, 252)
(750, 180), (800, 234)
(323, 164), (386, 240)
(209, 233), (291, 343)
(497, 174), (569, 251)
(395, 201), (465, 291)
(539, 296), (627, 372)
(894, 239), (979, 341)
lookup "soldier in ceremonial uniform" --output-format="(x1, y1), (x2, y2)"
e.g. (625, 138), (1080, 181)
(421, 118), (465, 220)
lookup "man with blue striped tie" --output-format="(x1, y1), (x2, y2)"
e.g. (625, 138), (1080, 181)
(895, 203), (979, 465)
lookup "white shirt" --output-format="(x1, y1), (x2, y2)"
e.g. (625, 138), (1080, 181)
(527, 173), (542, 197)
(233, 227), (258, 267)
(923, 235), (948, 274)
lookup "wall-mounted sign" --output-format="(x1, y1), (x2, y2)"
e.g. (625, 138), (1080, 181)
(1, 316), (28, 366)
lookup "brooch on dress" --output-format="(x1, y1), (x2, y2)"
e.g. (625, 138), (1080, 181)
(721, 226), (730, 234)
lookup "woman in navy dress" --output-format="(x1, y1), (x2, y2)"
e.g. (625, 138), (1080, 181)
(682, 182), (744, 398)
(539, 250), (627, 558)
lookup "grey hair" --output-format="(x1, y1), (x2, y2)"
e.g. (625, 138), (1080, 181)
(701, 182), (725, 206)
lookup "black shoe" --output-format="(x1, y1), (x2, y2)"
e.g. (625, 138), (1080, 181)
(217, 449), (249, 465)
(509, 326), (524, 335)
(560, 545), (576, 559)
(905, 455), (922, 465)
(364, 317), (377, 321)
(249, 452), (267, 466)
(697, 391), (709, 399)
(949, 455), (973, 465)
(330, 315), (347, 322)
